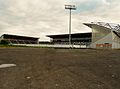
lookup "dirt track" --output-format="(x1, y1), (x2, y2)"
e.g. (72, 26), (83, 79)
(0, 48), (120, 89)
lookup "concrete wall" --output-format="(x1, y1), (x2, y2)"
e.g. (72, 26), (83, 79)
(112, 32), (120, 49)
(90, 24), (113, 49)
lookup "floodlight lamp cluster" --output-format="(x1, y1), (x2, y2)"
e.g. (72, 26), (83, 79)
(65, 5), (76, 10)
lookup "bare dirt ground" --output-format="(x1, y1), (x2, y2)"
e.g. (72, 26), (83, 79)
(0, 48), (120, 89)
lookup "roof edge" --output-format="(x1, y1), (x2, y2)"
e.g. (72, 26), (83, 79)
(2, 34), (39, 39)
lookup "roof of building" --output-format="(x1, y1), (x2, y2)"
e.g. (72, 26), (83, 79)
(47, 32), (92, 38)
(84, 22), (120, 32)
(1, 34), (39, 40)
(83, 22), (120, 37)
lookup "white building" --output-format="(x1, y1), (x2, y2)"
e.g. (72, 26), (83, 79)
(84, 22), (120, 49)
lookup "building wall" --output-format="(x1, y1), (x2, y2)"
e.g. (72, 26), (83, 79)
(90, 24), (112, 49)
(112, 32), (120, 49)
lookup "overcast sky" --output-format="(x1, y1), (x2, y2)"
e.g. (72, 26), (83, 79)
(0, 0), (120, 41)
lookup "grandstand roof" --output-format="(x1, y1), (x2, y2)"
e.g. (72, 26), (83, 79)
(84, 22), (120, 32)
(47, 32), (92, 38)
(83, 22), (120, 37)
(1, 34), (39, 40)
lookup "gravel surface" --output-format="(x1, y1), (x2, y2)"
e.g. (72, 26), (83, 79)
(0, 48), (120, 89)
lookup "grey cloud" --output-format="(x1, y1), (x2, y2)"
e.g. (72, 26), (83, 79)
(0, 0), (120, 41)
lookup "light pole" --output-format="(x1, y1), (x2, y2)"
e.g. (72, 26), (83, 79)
(65, 5), (76, 46)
